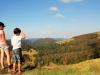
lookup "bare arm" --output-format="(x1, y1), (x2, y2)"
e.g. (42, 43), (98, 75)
(11, 43), (13, 46)
(2, 31), (9, 46)
(21, 31), (26, 39)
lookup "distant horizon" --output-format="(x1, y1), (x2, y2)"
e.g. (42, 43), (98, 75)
(8, 37), (68, 40)
(6, 30), (100, 39)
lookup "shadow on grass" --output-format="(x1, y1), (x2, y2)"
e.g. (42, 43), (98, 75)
(23, 65), (37, 71)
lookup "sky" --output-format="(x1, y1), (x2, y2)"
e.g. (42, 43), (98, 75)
(0, 0), (100, 39)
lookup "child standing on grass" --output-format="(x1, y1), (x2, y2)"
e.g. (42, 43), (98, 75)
(11, 28), (26, 74)
(0, 22), (12, 72)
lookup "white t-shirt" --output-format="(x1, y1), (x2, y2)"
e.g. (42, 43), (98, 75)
(11, 36), (22, 50)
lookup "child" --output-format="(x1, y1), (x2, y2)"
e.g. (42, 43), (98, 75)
(0, 22), (12, 72)
(11, 28), (26, 74)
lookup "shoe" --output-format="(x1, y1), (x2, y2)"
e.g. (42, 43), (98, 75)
(18, 71), (24, 75)
(8, 68), (13, 72)
(1, 67), (6, 70)
(12, 70), (17, 74)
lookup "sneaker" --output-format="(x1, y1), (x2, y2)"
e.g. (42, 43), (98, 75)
(18, 71), (24, 75)
(8, 68), (13, 72)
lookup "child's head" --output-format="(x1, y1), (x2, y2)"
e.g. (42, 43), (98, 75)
(14, 28), (21, 35)
(0, 22), (5, 30)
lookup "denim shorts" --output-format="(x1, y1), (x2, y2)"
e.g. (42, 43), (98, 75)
(13, 48), (22, 64)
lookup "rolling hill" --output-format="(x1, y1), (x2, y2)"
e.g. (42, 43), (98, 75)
(30, 38), (57, 46)
(33, 31), (100, 66)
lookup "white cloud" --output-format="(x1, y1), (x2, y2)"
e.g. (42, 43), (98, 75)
(49, 7), (58, 11)
(70, 19), (79, 22)
(55, 14), (65, 18)
(48, 26), (53, 29)
(61, 0), (71, 3)
(61, 0), (83, 3)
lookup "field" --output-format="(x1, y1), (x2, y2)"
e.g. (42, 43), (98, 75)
(0, 50), (100, 75)
(25, 58), (100, 75)
(1, 51), (100, 75)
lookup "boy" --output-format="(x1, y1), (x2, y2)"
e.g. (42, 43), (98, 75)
(11, 28), (26, 74)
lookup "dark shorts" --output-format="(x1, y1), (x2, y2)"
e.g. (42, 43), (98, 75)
(13, 48), (22, 64)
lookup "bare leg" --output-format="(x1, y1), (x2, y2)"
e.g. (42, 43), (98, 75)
(13, 63), (16, 71)
(4, 48), (11, 66)
(0, 48), (4, 68)
(18, 63), (21, 72)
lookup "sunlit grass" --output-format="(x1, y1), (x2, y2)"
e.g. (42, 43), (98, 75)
(1, 58), (100, 75)
(25, 58), (100, 75)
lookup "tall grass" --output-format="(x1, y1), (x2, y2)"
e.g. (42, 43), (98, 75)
(25, 59), (100, 75)
(25, 67), (100, 75)
(0, 59), (100, 75)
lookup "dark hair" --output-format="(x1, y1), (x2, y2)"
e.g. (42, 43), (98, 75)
(14, 28), (21, 34)
(0, 22), (5, 27)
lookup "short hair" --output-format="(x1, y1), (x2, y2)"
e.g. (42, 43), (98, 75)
(14, 28), (21, 34)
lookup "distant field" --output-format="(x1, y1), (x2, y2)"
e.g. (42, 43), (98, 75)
(22, 49), (38, 61)
(55, 38), (74, 44)
(22, 49), (38, 56)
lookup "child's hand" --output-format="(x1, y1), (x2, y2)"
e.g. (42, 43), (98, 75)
(21, 31), (26, 39)
(21, 31), (24, 34)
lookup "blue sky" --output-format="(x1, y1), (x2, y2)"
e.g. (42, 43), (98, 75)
(0, 0), (100, 39)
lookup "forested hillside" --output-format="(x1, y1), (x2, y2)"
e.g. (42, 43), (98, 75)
(32, 32), (100, 66)
(30, 38), (57, 46)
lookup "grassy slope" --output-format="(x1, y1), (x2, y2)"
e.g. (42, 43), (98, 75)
(25, 58), (100, 75)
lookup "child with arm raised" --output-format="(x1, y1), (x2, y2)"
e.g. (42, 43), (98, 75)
(11, 28), (26, 74)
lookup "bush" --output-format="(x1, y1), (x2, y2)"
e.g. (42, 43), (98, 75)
(23, 54), (30, 61)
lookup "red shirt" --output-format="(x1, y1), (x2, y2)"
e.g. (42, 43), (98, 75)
(0, 30), (5, 44)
